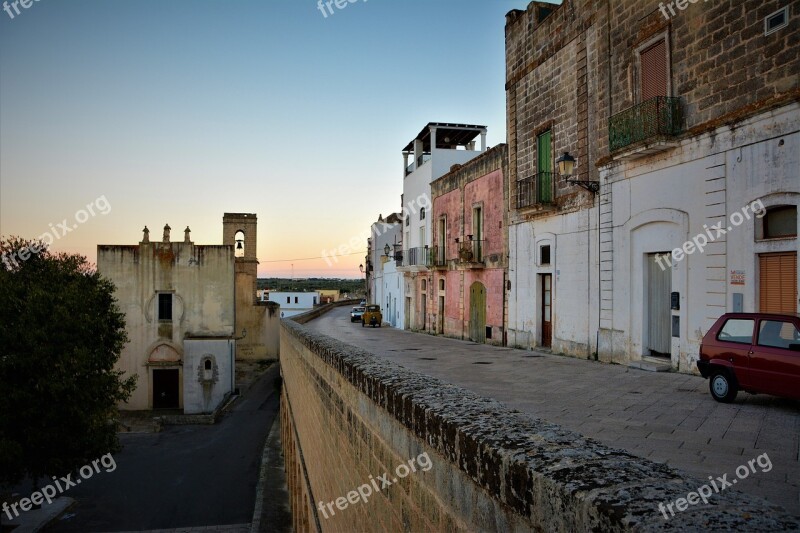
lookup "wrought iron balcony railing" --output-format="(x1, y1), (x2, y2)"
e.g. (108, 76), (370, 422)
(431, 245), (448, 267)
(516, 171), (554, 209)
(609, 96), (683, 153)
(454, 239), (486, 264)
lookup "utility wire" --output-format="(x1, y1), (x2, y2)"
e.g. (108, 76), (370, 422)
(258, 250), (367, 263)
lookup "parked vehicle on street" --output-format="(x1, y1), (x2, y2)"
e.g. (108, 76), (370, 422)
(350, 306), (365, 322)
(697, 312), (800, 402)
(361, 305), (382, 328)
(359, 299), (367, 306)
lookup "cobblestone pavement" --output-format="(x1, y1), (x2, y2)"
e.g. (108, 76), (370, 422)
(306, 307), (800, 516)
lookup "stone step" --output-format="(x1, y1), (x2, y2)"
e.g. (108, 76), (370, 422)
(627, 359), (673, 372)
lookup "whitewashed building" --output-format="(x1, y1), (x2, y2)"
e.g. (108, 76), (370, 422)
(268, 292), (319, 318)
(505, 1), (799, 374)
(398, 123), (487, 330)
(366, 213), (402, 327)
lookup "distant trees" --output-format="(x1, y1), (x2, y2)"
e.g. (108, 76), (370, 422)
(0, 237), (135, 489)
(257, 277), (364, 294)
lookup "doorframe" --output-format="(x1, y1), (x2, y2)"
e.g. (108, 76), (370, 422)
(469, 281), (487, 343)
(540, 273), (553, 348)
(644, 251), (673, 358)
(150, 366), (182, 410)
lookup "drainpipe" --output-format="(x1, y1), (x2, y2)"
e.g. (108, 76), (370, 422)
(502, 269), (508, 347)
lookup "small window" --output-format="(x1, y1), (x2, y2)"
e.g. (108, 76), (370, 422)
(757, 320), (800, 350)
(717, 319), (754, 345)
(204, 359), (212, 370)
(158, 293), (172, 321)
(420, 208), (426, 220)
(295, 297), (299, 304)
(421, 279), (427, 291)
(313, 297), (318, 305)
(486, 326), (492, 340)
(540, 245), (551, 265)
(765, 7), (788, 36)
(286, 297), (290, 304)
(439, 279), (445, 290)
(763, 206), (797, 239)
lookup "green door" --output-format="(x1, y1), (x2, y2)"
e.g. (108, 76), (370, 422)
(469, 282), (486, 343)
(537, 131), (552, 203)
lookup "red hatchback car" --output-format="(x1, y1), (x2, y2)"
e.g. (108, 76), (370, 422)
(698, 312), (800, 402)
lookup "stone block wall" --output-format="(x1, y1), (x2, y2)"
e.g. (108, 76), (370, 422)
(280, 306), (797, 532)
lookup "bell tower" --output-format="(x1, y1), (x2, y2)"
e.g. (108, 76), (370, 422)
(222, 213), (259, 302)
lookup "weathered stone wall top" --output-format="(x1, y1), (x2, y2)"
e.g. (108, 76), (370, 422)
(283, 312), (799, 531)
(430, 144), (508, 198)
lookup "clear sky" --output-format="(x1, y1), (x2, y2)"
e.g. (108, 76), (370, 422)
(0, 0), (541, 278)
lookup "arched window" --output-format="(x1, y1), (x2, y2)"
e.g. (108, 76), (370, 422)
(763, 206), (797, 239)
(204, 359), (212, 371)
(234, 230), (245, 258)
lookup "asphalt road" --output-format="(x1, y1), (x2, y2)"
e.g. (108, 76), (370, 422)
(49, 364), (282, 532)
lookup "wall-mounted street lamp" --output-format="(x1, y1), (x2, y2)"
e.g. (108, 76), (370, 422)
(558, 151), (599, 193)
(384, 243), (391, 256)
(359, 264), (364, 274)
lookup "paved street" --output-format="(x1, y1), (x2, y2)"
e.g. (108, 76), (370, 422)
(307, 307), (800, 516)
(48, 365), (284, 533)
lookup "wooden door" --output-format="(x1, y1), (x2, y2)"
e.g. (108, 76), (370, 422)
(648, 253), (672, 356)
(541, 274), (552, 347)
(153, 369), (179, 409)
(759, 252), (797, 313)
(469, 282), (486, 343)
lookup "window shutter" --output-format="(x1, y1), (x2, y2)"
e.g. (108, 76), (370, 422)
(640, 39), (667, 101)
(759, 252), (797, 313)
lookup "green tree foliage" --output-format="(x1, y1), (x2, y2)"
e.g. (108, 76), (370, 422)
(0, 237), (135, 488)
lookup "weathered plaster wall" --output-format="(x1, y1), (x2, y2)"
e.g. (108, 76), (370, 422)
(97, 242), (235, 410)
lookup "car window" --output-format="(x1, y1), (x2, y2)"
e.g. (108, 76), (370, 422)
(757, 320), (800, 350)
(717, 318), (754, 344)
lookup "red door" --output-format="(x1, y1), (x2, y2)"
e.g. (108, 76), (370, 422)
(541, 274), (552, 348)
(749, 318), (800, 399)
(713, 317), (756, 389)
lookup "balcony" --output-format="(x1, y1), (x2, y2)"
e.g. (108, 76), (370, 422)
(453, 239), (486, 268)
(431, 245), (448, 269)
(400, 247), (430, 269)
(405, 154), (432, 176)
(609, 96), (683, 158)
(516, 172), (554, 209)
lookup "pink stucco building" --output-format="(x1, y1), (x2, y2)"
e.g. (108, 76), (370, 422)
(427, 144), (508, 345)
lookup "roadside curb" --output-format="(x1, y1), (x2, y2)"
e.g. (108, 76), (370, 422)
(3, 496), (75, 532)
(250, 389), (292, 533)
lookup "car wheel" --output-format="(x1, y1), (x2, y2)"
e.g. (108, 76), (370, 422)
(709, 369), (738, 403)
